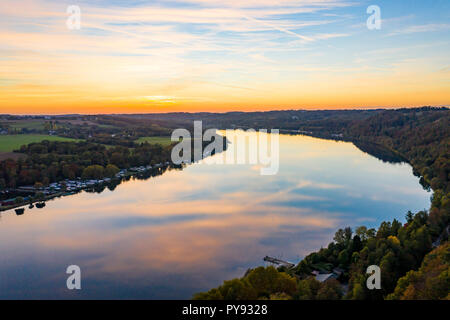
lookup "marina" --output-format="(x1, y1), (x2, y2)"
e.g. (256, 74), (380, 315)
(0, 162), (173, 212)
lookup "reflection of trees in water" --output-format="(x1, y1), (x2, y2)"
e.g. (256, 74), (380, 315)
(85, 133), (228, 195)
(352, 141), (407, 164)
(352, 141), (431, 192)
(85, 165), (185, 195)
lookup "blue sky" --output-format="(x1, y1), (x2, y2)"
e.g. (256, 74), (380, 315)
(0, 0), (449, 113)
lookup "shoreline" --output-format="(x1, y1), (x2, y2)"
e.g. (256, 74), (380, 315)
(0, 163), (174, 213)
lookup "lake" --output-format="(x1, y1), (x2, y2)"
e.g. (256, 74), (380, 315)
(0, 132), (431, 299)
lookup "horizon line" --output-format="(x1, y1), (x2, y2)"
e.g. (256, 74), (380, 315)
(2, 105), (449, 117)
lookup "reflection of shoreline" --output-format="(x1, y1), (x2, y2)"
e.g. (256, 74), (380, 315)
(0, 132), (432, 299)
(351, 141), (406, 164)
(277, 130), (407, 164)
(0, 164), (181, 214)
(0, 134), (229, 214)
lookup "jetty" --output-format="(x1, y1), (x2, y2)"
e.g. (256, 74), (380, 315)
(263, 256), (295, 268)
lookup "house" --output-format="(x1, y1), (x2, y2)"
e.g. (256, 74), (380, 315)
(312, 267), (344, 283)
(332, 268), (344, 277)
(315, 273), (338, 283)
(17, 186), (37, 192)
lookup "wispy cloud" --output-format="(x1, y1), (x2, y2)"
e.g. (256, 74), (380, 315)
(387, 23), (450, 36)
(0, 0), (449, 113)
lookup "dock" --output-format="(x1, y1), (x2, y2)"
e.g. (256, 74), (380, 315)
(263, 256), (295, 268)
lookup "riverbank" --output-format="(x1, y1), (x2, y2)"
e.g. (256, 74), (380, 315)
(0, 162), (173, 212)
(196, 110), (449, 300)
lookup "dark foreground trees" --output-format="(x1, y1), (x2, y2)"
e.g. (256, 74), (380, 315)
(193, 267), (297, 300)
(194, 209), (448, 300)
(387, 242), (450, 300)
(194, 108), (449, 300)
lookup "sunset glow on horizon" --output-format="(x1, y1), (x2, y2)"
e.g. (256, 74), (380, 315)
(1, 0), (449, 114)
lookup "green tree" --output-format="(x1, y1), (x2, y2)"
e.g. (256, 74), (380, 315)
(246, 266), (297, 298)
(34, 182), (43, 189)
(316, 279), (343, 300)
(334, 227), (352, 245)
(15, 196), (24, 204)
(296, 277), (321, 300)
(82, 165), (105, 179)
(388, 243), (450, 300)
(405, 211), (414, 223)
(104, 164), (119, 178)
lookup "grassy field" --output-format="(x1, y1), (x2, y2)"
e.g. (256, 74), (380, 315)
(0, 135), (79, 152)
(135, 136), (175, 146)
(0, 119), (114, 131)
(0, 120), (46, 130)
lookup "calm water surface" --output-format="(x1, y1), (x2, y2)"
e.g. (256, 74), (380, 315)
(0, 133), (430, 299)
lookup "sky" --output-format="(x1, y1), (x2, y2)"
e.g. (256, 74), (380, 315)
(0, 0), (449, 114)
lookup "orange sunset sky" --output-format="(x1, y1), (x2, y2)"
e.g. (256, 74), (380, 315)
(0, 0), (449, 114)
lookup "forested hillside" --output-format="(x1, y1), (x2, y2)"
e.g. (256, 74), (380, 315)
(195, 107), (449, 300)
(344, 108), (449, 240)
(0, 141), (172, 188)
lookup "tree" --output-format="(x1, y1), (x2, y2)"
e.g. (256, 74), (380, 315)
(246, 267), (297, 298)
(62, 164), (76, 179)
(217, 278), (256, 300)
(15, 196), (24, 204)
(338, 249), (350, 267)
(316, 279), (343, 300)
(356, 226), (369, 241)
(82, 165), (105, 179)
(405, 211), (414, 223)
(35, 192), (45, 200)
(269, 292), (291, 300)
(334, 227), (352, 245)
(110, 152), (126, 168)
(193, 288), (223, 300)
(388, 243), (449, 300)
(296, 277), (321, 300)
(193, 267), (297, 300)
(34, 182), (43, 189)
(104, 164), (119, 178)
(351, 235), (363, 252)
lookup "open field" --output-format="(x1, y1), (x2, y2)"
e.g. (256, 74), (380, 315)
(135, 136), (174, 146)
(0, 135), (80, 152)
(0, 119), (117, 132)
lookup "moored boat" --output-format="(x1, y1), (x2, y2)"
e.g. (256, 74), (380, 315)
(36, 202), (46, 209)
(15, 208), (25, 215)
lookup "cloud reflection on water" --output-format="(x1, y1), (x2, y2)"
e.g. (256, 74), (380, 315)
(0, 133), (430, 299)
